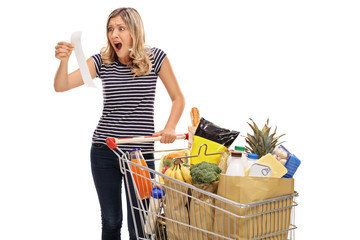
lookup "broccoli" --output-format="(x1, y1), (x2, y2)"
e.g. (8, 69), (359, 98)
(190, 161), (222, 184)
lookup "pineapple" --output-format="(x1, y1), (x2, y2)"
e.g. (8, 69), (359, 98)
(245, 118), (285, 158)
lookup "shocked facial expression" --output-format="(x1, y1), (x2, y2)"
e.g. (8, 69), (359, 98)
(107, 15), (133, 65)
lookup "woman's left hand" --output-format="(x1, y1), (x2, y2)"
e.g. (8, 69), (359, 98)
(154, 128), (177, 144)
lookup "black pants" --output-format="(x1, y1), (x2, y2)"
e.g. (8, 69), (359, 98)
(90, 143), (155, 240)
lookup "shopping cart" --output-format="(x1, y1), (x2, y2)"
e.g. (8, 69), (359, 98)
(106, 135), (298, 240)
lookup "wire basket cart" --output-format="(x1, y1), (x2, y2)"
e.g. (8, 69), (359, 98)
(106, 135), (298, 240)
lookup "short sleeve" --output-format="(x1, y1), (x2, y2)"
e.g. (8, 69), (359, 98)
(91, 53), (102, 78)
(152, 48), (167, 76)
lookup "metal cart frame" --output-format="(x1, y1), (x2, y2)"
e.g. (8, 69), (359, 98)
(106, 136), (298, 240)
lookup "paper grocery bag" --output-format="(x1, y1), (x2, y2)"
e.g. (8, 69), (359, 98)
(189, 181), (219, 240)
(164, 180), (189, 240)
(214, 175), (294, 240)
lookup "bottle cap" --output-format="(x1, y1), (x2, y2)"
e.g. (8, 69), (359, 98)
(231, 151), (242, 157)
(151, 187), (165, 199)
(247, 153), (258, 160)
(129, 148), (141, 153)
(235, 146), (245, 152)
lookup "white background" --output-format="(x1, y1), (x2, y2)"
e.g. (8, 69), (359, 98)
(1, 0), (359, 239)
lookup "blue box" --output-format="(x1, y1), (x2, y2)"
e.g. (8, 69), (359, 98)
(283, 154), (301, 178)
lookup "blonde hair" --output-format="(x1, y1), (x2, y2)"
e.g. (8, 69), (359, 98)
(101, 8), (153, 77)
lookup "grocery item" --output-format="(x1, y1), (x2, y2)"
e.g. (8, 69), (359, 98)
(245, 153), (287, 178)
(189, 178), (219, 239)
(190, 107), (200, 127)
(164, 170), (189, 240)
(273, 145), (301, 178)
(245, 118), (285, 159)
(217, 149), (230, 173)
(190, 118), (239, 165)
(235, 146), (246, 152)
(164, 164), (177, 180)
(188, 107), (200, 149)
(234, 146), (248, 170)
(144, 187), (165, 234)
(247, 153), (258, 168)
(129, 148), (152, 199)
(158, 149), (190, 184)
(215, 175), (295, 239)
(164, 161), (192, 184)
(188, 161), (222, 239)
(161, 166), (169, 174)
(180, 164), (193, 184)
(226, 151), (246, 176)
(162, 152), (192, 239)
(248, 163), (272, 177)
(175, 165), (185, 182)
(273, 145), (289, 163)
(283, 154), (301, 178)
(166, 150), (190, 165)
(279, 159), (287, 165)
(188, 126), (197, 150)
(190, 161), (222, 184)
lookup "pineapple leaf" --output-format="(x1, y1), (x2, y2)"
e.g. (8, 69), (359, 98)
(245, 134), (257, 152)
(247, 119), (258, 133)
(262, 125), (270, 138)
(245, 118), (286, 158)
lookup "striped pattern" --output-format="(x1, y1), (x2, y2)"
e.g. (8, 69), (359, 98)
(92, 48), (166, 151)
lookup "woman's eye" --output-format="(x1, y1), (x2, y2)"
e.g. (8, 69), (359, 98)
(108, 27), (113, 32)
(119, 27), (125, 31)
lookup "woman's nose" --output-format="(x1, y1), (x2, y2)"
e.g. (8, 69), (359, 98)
(111, 29), (119, 38)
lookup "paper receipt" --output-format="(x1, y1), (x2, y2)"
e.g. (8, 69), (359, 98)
(70, 31), (97, 88)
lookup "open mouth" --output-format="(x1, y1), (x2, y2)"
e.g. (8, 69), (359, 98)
(114, 41), (122, 52)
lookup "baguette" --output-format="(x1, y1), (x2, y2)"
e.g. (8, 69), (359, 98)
(190, 107), (200, 127)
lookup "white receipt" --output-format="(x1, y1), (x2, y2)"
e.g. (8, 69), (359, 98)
(71, 31), (97, 88)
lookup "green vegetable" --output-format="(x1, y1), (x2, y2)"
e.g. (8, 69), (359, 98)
(190, 161), (222, 184)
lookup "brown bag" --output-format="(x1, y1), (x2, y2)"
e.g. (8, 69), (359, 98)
(213, 175), (295, 240)
(164, 180), (190, 240)
(188, 181), (219, 240)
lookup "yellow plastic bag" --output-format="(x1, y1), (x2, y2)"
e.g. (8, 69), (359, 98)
(190, 118), (239, 165)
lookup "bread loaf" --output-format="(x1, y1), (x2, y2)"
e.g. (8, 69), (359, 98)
(190, 107), (200, 127)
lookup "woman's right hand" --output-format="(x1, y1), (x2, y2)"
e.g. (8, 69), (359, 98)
(53, 41), (96, 92)
(55, 41), (74, 61)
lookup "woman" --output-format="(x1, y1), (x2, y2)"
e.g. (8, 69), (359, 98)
(54, 7), (185, 240)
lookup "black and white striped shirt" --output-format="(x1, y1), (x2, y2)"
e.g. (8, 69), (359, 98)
(92, 47), (166, 151)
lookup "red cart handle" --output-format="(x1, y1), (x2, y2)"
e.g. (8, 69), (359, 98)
(106, 133), (189, 150)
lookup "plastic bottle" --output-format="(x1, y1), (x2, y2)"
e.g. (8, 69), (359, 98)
(144, 187), (165, 234)
(129, 148), (152, 200)
(235, 146), (248, 170)
(247, 153), (258, 167)
(226, 151), (245, 176)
